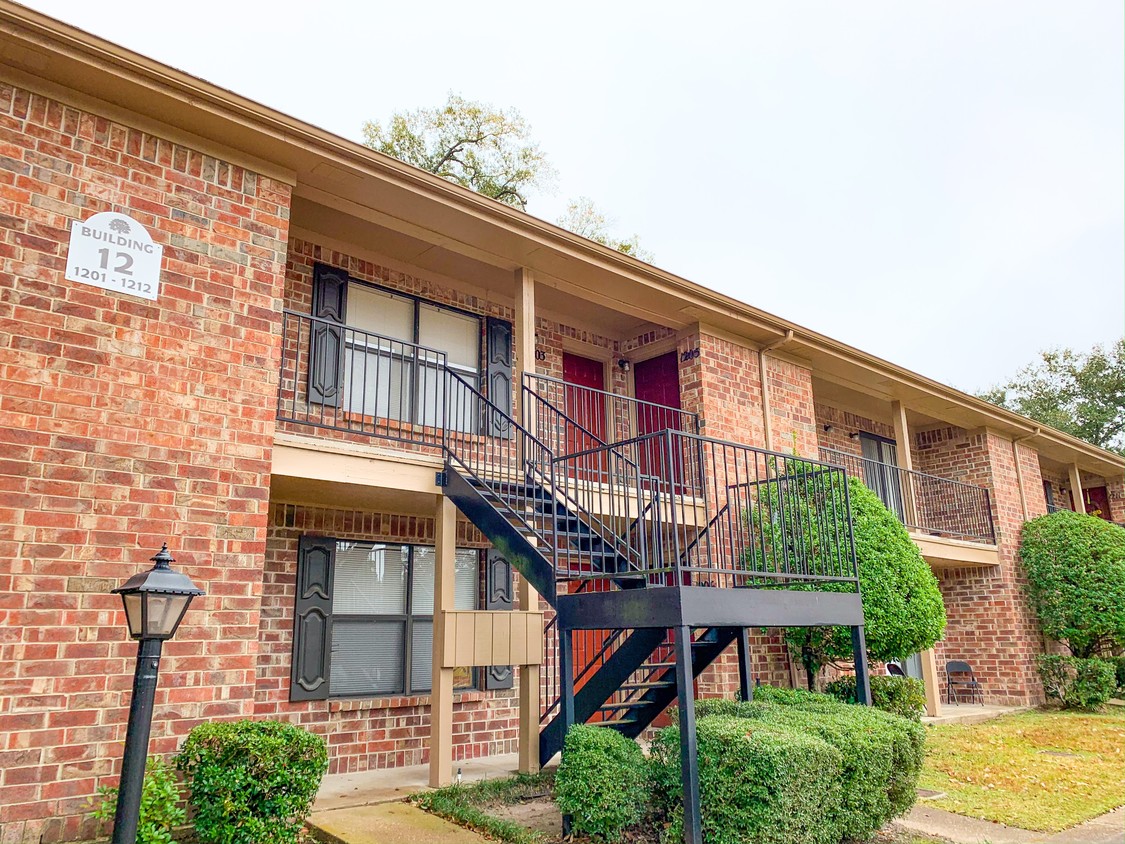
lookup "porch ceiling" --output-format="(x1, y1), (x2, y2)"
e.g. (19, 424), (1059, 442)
(290, 195), (662, 338)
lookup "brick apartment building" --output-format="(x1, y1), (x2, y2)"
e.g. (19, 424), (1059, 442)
(0, 4), (1122, 842)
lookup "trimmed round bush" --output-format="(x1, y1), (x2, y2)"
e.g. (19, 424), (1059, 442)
(1037, 655), (1117, 710)
(554, 725), (648, 841)
(746, 685), (832, 707)
(651, 715), (844, 844)
(177, 719), (328, 844)
(1021, 511), (1125, 658)
(824, 674), (927, 721)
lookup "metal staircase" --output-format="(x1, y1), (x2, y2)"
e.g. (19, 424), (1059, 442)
(442, 369), (868, 773)
(278, 317), (870, 844)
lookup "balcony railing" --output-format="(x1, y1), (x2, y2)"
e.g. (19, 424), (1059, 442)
(522, 372), (700, 460)
(554, 431), (860, 589)
(277, 310), (460, 448)
(819, 446), (995, 545)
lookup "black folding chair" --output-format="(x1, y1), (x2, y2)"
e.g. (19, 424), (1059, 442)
(945, 660), (984, 704)
(887, 662), (907, 677)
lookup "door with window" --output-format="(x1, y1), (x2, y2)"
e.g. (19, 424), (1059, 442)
(859, 434), (905, 520)
(633, 351), (684, 485)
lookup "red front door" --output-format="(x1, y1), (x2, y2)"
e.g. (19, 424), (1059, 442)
(633, 352), (683, 482)
(1083, 486), (1111, 521)
(562, 353), (607, 471)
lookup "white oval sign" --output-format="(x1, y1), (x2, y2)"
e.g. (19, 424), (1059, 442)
(64, 212), (162, 301)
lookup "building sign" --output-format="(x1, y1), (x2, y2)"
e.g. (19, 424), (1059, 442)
(64, 212), (162, 301)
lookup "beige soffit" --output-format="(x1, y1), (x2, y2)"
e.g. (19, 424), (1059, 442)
(0, 1), (1121, 478)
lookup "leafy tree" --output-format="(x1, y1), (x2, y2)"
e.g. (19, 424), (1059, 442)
(748, 472), (947, 689)
(1021, 510), (1125, 658)
(979, 340), (1125, 453)
(362, 93), (553, 210)
(556, 196), (654, 262)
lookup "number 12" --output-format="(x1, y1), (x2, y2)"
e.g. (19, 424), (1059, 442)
(97, 248), (134, 275)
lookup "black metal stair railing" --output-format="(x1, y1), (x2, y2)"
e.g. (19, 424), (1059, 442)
(554, 430), (860, 590)
(819, 446), (995, 544)
(522, 372), (700, 452)
(442, 370), (561, 568)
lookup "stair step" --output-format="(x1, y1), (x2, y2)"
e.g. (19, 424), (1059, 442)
(599, 700), (650, 711)
(619, 680), (675, 690)
(592, 717), (637, 727)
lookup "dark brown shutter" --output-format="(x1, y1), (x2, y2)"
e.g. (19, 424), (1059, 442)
(485, 317), (513, 437)
(308, 263), (349, 407)
(290, 535), (334, 701)
(484, 549), (514, 690)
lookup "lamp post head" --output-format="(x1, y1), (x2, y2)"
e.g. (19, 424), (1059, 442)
(112, 544), (205, 641)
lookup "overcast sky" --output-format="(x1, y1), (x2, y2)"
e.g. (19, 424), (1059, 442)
(25, 1), (1125, 392)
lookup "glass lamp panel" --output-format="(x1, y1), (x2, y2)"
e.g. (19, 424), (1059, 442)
(145, 593), (191, 638)
(122, 593), (143, 639)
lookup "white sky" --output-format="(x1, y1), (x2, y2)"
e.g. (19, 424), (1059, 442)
(24, 1), (1125, 392)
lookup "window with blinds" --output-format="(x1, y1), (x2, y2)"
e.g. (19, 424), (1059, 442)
(328, 542), (478, 697)
(343, 282), (481, 432)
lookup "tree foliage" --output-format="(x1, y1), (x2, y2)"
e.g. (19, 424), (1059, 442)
(362, 93), (552, 210)
(749, 474), (947, 689)
(979, 340), (1125, 453)
(1021, 510), (1125, 658)
(555, 196), (654, 262)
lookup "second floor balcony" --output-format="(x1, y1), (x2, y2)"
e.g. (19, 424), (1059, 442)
(819, 446), (996, 546)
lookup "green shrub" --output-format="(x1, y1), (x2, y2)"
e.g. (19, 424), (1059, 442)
(651, 715), (844, 844)
(824, 674), (927, 720)
(91, 756), (184, 844)
(177, 719), (328, 844)
(1112, 655), (1125, 696)
(749, 476), (947, 689)
(1037, 655), (1117, 710)
(554, 725), (647, 841)
(748, 685), (836, 707)
(1021, 511), (1125, 658)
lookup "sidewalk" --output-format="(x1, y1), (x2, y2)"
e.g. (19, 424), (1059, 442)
(309, 802), (489, 844)
(313, 752), (526, 812)
(896, 804), (1124, 844)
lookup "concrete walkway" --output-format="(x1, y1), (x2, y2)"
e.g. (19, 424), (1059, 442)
(313, 752), (530, 812)
(309, 802), (490, 844)
(922, 703), (1028, 726)
(896, 805), (1125, 844)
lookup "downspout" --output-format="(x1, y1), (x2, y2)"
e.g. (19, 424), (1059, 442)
(759, 329), (795, 451)
(1011, 427), (1041, 521)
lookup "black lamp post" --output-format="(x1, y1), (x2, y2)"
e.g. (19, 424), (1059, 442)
(110, 544), (204, 844)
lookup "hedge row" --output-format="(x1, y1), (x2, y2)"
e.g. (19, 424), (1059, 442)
(558, 689), (924, 844)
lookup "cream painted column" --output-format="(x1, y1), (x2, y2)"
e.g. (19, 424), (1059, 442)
(919, 649), (942, 717)
(513, 266), (541, 773)
(514, 268), (536, 427)
(429, 495), (457, 788)
(890, 400), (919, 526)
(1068, 463), (1085, 513)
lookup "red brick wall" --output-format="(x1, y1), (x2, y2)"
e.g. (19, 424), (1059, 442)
(927, 430), (1046, 704)
(765, 356), (817, 458)
(0, 85), (291, 842)
(255, 503), (523, 774)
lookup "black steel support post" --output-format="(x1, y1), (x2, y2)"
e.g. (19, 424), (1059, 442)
(112, 637), (163, 844)
(736, 627), (753, 702)
(558, 626), (576, 836)
(674, 626), (702, 844)
(851, 626), (872, 706)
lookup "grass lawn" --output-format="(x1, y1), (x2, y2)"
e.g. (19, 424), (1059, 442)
(919, 706), (1125, 832)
